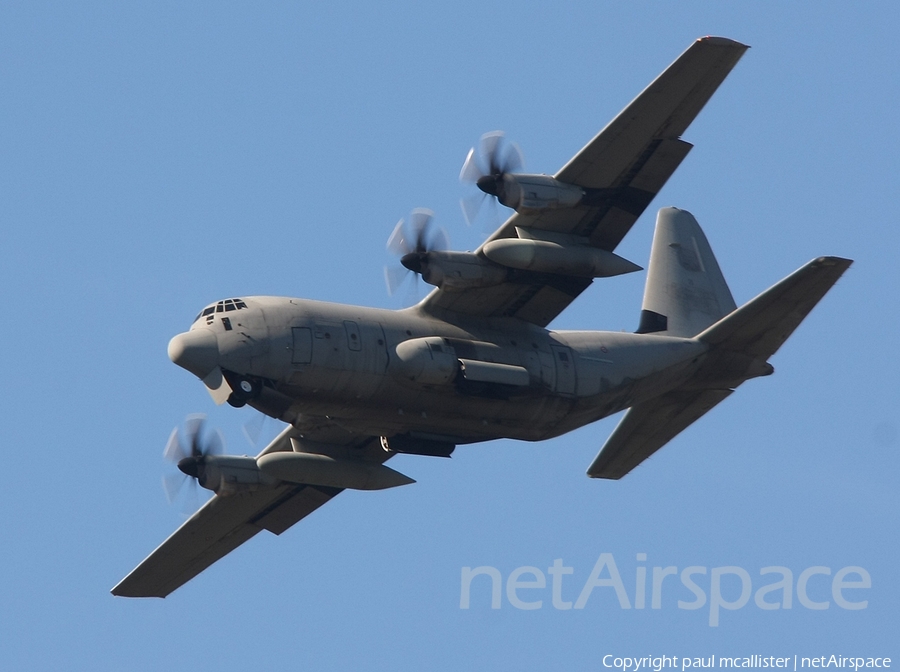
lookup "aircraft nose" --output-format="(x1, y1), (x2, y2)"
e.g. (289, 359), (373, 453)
(168, 329), (219, 378)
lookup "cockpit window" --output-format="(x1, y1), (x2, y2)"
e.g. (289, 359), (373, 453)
(193, 298), (249, 324)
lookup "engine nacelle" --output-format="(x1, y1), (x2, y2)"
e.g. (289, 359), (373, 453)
(197, 455), (277, 495)
(482, 239), (642, 278)
(392, 337), (458, 385)
(498, 174), (585, 212)
(418, 251), (508, 291)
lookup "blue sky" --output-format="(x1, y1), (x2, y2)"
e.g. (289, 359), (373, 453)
(1, 2), (897, 669)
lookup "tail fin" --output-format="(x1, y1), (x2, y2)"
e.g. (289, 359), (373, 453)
(637, 207), (736, 337)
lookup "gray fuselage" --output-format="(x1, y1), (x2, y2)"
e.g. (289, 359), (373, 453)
(183, 296), (709, 445)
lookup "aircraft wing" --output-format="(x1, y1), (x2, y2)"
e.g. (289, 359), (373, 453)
(112, 426), (381, 598)
(421, 37), (748, 327)
(586, 388), (734, 480)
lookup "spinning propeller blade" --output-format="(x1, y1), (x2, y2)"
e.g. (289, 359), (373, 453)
(458, 131), (524, 227)
(383, 208), (449, 299)
(161, 414), (224, 505)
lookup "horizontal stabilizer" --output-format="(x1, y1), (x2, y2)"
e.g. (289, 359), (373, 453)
(587, 389), (733, 479)
(696, 256), (852, 360)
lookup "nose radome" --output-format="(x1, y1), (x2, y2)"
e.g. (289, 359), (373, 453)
(168, 329), (219, 378)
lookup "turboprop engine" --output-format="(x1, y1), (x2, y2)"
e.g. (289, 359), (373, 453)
(385, 209), (509, 293)
(181, 454), (276, 495)
(486, 173), (586, 213)
(163, 417), (277, 498)
(402, 250), (508, 291)
(459, 131), (589, 218)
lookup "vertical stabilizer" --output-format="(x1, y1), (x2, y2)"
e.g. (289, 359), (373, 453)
(637, 207), (736, 337)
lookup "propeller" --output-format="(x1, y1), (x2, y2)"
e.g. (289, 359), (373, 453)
(242, 410), (272, 450)
(162, 414), (224, 504)
(459, 131), (524, 227)
(384, 208), (449, 298)
(242, 413), (264, 449)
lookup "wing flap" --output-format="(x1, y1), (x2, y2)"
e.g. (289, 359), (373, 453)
(423, 273), (591, 327)
(586, 138), (693, 249)
(587, 388), (733, 480)
(252, 483), (340, 535)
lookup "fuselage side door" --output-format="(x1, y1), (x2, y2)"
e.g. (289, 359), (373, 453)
(343, 320), (362, 352)
(551, 344), (576, 395)
(291, 327), (312, 365)
(358, 321), (388, 375)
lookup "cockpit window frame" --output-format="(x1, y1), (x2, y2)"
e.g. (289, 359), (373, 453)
(193, 298), (249, 324)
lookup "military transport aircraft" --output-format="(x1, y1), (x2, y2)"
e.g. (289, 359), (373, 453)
(112, 37), (851, 598)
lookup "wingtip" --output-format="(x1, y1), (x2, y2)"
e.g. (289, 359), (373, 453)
(697, 36), (750, 50)
(812, 256), (854, 272)
(817, 255), (853, 264)
(586, 468), (623, 481)
(111, 579), (167, 599)
(110, 588), (166, 599)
